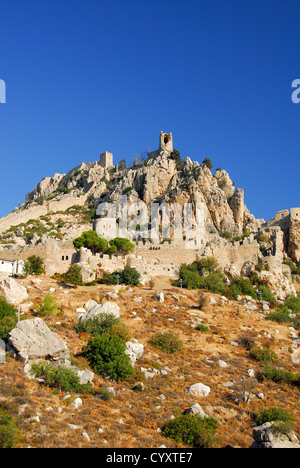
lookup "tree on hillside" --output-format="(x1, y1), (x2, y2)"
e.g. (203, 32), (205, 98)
(107, 237), (135, 256)
(23, 255), (45, 276)
(202, 158), (213, 170)
(169, 149), (183, 170)
(73, 231), (108, 255)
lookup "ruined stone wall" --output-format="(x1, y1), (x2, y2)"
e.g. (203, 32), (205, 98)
(0, 194), (88, 235)
(0, 240), (76, 276)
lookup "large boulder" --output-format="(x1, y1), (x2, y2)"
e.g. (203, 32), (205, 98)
(0, 277), (28, 305)
(125, 340), (144, 365)
(8, 318), (69, 363)
(251, 422), (300, 449)
(186, 382), (211, 397)
(79, 302), (120, 321)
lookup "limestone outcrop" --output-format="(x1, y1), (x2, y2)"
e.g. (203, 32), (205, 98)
(8, 318), (70, 363)
(0, 277), (29, 306)
(0, 133), (298, 301)
(251, 422), (300, 449)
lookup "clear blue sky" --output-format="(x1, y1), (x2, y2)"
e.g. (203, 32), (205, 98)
(0, 0), (299, 221)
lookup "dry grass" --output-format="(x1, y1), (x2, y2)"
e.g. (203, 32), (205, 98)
(0, 274), (299, 448)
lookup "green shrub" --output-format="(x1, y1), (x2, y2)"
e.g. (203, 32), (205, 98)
(169, 149), (183, 170)
(258, 285), (275, 302)
(266, 309), (291, 324)
(266, 308), (300, 329)
(76, 314), (131, 341)
(85, 334), (133, 382)
(227, 276), (257, 300)
(96, 385), (115, 401)
(0, 316), (17, 341)
(23, 255), (44, 276)
(196, 324), (210, 332)
(121, 265), (140, 286)
(199, 272), (226, 294)
(250, 347), (278, 365)
(0, 296), (17, 341)
(0, 404), (20, 448)
(62, 264), (83, 286)
(0, 296), (17, 321)
(31, 361), (92, 393)
(73, 231), (108, 255)
(174, 258), (226, 293)
(284, 295), (300, 314)
(37, 293), (58, 317)
(196, 257), (222, 274)
(76, 314), (121, 337)
(123, 186), (133, 194)
(256, 407), (294, 426)
(149, 332), (183, 354)
(163, 414), (218, 447)
(101, 265), (140, 286)
(173, 263), (201, 289)
(107, 237), (135, 256)
(259, 366), (300, 387)
(202, 158), (213, 170)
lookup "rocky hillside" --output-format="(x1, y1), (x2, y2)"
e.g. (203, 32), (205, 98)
(0, 143), (299, 305)
(0, 274), (299, 448)
(3, 147), (262, 239)
(0, 140), (299, 449)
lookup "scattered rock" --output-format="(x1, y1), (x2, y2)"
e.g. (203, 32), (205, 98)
(186, 383), (211, 397)
(8, 318), (69, 363)
(83, 299), (98, 310)
(184, 403), (207, 417)
(81, 431), (90, 441)
(218, 359), (229, 368)
(106, 292), (118, 299)
(157, 293), (164, 302)
(125, 340), (144, 366)
(0, 277), (28, 305)
(79, 302), (120, 321)
(71, 398), (82, 409)
(251, 422), (300, 449)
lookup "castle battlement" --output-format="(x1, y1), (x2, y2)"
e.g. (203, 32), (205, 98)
(100, 151), (114, 169)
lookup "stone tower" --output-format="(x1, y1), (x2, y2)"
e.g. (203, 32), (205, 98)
(100, 151), (114, 169)
(159, 131), (173, 153)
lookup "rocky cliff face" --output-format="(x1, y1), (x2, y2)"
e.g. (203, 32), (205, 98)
(23, 149), (262, 240)
(0, 141), (298, 300)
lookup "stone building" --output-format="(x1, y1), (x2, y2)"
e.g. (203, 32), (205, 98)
(100, 151), (114, 169)
(0, 258), (24, 276)
(93, 217), (117, 241)
(159, 131), (173, 153)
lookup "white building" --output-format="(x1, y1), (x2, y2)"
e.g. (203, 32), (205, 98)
(0, 259), (24, 275)
(93, 217), (117, 241)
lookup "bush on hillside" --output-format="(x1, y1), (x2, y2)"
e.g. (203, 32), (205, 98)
(31, 361), (92, 393)
(163, 414), (218, 447)
(23, 255), (44, 276)
(255, 407), (294, 427)
(62, 264), (83, 286)
(73, 231), (108, 255)
(85, 333), (133, 382)
(149, 332), (183, 354)
(0, 404), (20, 448)
(37, 293), (58, 317)
(101, 265), (140, 286)
(76, 313), (131, 342)
(0, 296), (18, 341)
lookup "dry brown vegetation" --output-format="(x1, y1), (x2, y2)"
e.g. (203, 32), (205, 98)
(0, 274), (299, 448)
